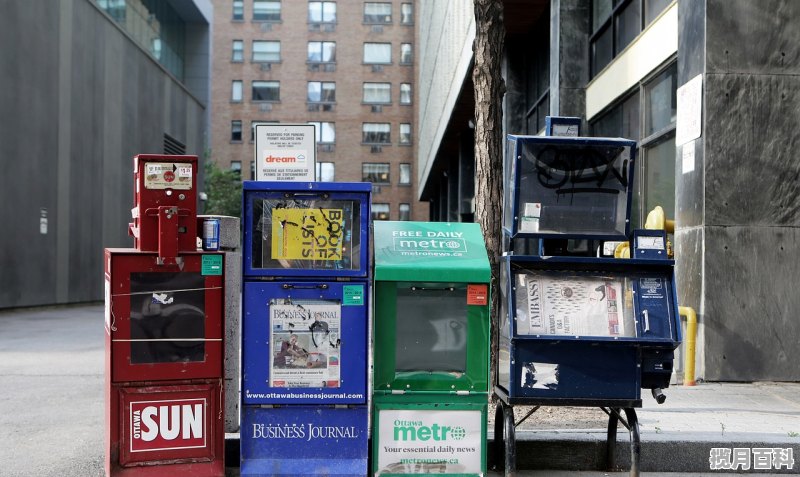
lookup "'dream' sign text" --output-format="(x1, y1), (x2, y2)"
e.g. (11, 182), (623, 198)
(130, 399), (207, 452)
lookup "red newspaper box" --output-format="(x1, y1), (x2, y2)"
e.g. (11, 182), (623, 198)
(104, 250), (225, 476)
(105, 155), (225, 476)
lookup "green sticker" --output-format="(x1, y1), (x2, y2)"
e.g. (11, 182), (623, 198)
(202, 254), (223, 275)
(343, 285), (364, 306)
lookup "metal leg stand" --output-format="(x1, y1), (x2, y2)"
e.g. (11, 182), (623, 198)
(624, 408), (640, 477)
(493, 403), (505, 471)
(605, 407), (620, 471)
(502, 401), (516, 477)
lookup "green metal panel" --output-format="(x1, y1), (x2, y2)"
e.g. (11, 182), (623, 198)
(373, 281), (490, 394)
(374, 221), (491, 283)
(372, 395), (488, 476)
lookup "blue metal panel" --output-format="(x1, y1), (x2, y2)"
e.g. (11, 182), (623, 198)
(241, 405), (368, 477)
(509, 341), (641, 401)
(242, 280), (368, 405)
(242, 181), (371, 278)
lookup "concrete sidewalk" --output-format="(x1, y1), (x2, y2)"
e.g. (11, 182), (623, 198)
(493, 383), (800, 474)
(0, 304), (798, 476)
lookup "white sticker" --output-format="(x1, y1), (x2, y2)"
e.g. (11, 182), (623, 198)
(521, 362), (559, 389)
(682, 141), (695, 174)
(177, 165), (193, 177)
(151, 293), (174, 305)
(523, 203), (541, 218)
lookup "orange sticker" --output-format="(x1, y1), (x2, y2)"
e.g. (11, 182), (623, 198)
(467, 284), (488, 306)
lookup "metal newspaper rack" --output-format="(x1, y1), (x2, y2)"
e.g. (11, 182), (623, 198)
(494, 121), (681, 476)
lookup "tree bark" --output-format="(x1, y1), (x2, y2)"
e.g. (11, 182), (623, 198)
(473, 0), (505, 397)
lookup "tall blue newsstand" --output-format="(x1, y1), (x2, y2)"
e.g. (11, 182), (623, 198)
(240, 181), (371, 476)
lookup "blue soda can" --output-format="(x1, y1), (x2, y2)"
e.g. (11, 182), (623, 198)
(202, 218), (220, 251)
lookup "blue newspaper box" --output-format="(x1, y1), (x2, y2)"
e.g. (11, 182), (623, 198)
(497, 134), (681, 404)
(493, 134), (682, 475)
(241, 182), (371, 477)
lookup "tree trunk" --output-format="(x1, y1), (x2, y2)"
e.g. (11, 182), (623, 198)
(473, 0), (505, 398)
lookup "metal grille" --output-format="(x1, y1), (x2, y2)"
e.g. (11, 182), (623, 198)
(163, 134), (186, 155)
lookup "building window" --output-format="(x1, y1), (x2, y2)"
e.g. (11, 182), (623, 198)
(400, 3), (413, 24)
(231, 160), (242, 177)
(400, 43), (413, 64)
(252, 41), (280, 62)
(399, 163), (411, 185)
(400, 83), (412, 105)
(232, 40), (244, 62)
(362, 163), (390, 183)
(250, 120), (278, 142)
(231, 120), (243, 142)
(363, 83), (391, 104)
(309, 1), (337, 22)
(308, 121), (336, 143)
(253, 0), (280, 21)
(233, 0), (244, 20)
(364, 2), (391, 23)
(363, 43), (391, 64)
(399, 203), (411, 221)
(371, 203), (390, 221)
(252, 81), (280, 101)
(231, 80), (243, 102)
(308, 41), (336, 63)
(316, 162), (335, 182)
(399, 123), (412, 145)
(362, 123), (390, 144)
(590, 0), (671, 78)
(308, 82), (336, 103)
(589, 61), (677, 228)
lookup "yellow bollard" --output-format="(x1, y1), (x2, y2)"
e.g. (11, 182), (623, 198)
(678, 306), (697, 386)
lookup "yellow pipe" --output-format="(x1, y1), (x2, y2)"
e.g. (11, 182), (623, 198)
(678, 306), (697, 386)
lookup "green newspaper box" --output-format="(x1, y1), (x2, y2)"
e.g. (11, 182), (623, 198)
(373, 221), (491, 476)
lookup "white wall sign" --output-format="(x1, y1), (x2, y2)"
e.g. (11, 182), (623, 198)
(376, 409), (482, 475)
(254, 124), (316, 181)
(676, 74), (703, 146)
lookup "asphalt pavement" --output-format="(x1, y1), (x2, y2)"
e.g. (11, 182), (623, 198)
(1, 304), (799, 476)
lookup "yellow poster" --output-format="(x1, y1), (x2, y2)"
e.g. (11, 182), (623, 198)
(271, 208), (344, 261)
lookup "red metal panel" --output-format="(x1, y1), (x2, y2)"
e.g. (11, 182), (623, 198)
(107, 381), (224, 477)
(131, 155), (198, 253)
(107, 250), (224, 382)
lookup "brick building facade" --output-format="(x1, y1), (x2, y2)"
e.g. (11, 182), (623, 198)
(211, 0), (427, 221)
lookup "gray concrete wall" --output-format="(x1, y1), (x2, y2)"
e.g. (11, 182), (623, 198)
(677, 0), (800, 381)
(0, 0), (207, 309)
(549, 0), (589, 126)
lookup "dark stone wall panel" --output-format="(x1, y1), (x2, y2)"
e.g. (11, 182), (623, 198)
(703, 225), (800, 381)
(704, 73), (800, 226)
(69, 0), (106, 302)
(678, 0), (705, 84)
(0, 1), (207, 308)
(675, 138), (705, 228)
(707, 0), (800, 75)
(674, 227), (703, 314)
(0, 2), (60, 308)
